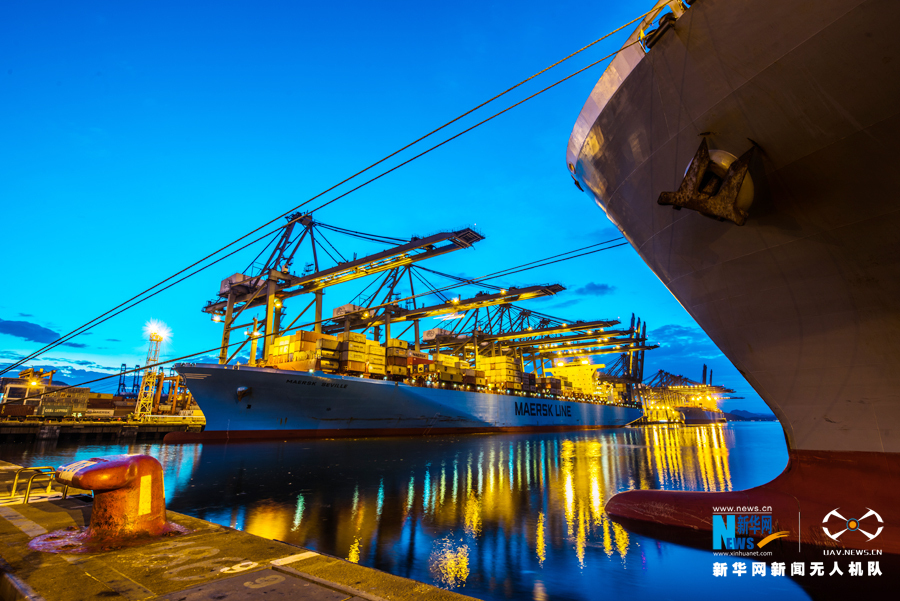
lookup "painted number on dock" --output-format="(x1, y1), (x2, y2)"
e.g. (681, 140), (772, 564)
(143, 541), (246, 582)
(244, 574), (285, 588)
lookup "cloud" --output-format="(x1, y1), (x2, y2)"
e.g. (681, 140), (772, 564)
(0, 318), (92, 349)
(573, 282), (616, 296)
(106, 338), (122, 342)
(40, 357), (118, 372)
(541, 299), (581, 311)
(0, 318), (59, 343)
(18, 313), (33, 318)
(0, 362), (121, 392)
(579, 227), (620, 241)
(643, 324), (723, 378)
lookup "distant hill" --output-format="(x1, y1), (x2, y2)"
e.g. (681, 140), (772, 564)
(724, 409), (777, 422)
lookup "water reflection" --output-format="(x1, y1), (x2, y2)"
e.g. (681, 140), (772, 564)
(0, 424), (805, 601)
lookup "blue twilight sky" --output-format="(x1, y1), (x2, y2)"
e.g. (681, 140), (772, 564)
(0, 1), (770, 414)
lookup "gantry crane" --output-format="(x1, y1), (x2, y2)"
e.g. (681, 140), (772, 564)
(202, 214), (484, 364)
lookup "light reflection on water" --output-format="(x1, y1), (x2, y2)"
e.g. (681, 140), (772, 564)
(0, 423), (808, 600)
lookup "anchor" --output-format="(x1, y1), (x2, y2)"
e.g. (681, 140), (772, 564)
(658, 138), (756, 226)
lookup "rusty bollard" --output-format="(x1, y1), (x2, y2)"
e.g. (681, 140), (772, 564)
(29, 454), (187, 553)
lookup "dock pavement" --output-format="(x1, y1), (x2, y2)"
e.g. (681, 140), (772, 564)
(0, 460), (473, 601)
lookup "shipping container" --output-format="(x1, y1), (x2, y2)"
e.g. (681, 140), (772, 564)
(85, 409), (115, 418)
(316, 337), (340, 351)
(341, 360), (366, 373)
(37, 405), (73, 417)
(340, 351), (367, 363)
(0, 404), (35, 417)
(332, 304), (363, 318)
(338, 331), (366, 343)
(339, 341), (367, 353)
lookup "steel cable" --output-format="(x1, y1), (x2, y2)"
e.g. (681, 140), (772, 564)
(10, 239), (626, 401)
(3, 13), (650, 375)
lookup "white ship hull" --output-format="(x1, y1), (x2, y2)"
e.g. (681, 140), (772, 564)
(167, 364), (641, 441)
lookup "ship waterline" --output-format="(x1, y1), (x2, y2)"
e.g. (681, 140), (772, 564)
(166, 364), (642, 442)
(568, 0), (900, 552)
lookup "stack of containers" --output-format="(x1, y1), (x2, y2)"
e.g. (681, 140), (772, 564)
(385, 339), (408, 378)
(338, 331), (368, 373)
(406, 350), (431, 375)
(458, 360), (486, 388)
(269, 331), (337, 371)
(523, 372), (537, 392)
(315, 335), (340, 372)
(430, 353), (462, 385)
(539, 376), (562, 393)
(412, 352), (437, 377)
(366, 339), (386, 376)
(484, 355), (522, 391)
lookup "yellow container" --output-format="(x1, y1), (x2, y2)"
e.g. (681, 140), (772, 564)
(340, 351), (367, 362)
(339, 341), (367, 353)
(316, 337), (340, 351)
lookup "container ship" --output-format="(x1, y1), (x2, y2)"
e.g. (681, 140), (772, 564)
(640, 367), (731, 424)
(567, 0), (900, 553)
(167, 220), (651, 442)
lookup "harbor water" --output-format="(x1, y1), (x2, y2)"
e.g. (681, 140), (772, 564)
(0, 423), (810, 600)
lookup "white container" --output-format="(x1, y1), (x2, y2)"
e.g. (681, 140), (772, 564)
(332, 303), (364, 318)
(422, 328), (452, 341)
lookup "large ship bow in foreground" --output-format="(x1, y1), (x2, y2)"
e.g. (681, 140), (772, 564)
(568, 0), (900, 556)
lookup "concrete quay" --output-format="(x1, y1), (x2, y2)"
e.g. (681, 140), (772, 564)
(0, 419), (204, 445)
(0, 461), (472, 601)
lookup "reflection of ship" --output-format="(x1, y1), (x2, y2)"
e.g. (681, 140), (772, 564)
(567, 0), (900, 553)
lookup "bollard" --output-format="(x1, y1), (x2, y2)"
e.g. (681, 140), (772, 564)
(29, 454), (187, 553)
(56, 454), (168, 539)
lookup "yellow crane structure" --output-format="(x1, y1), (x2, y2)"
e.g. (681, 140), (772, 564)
(202, 213), (487, 365)
(134, 321), (168, 419)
